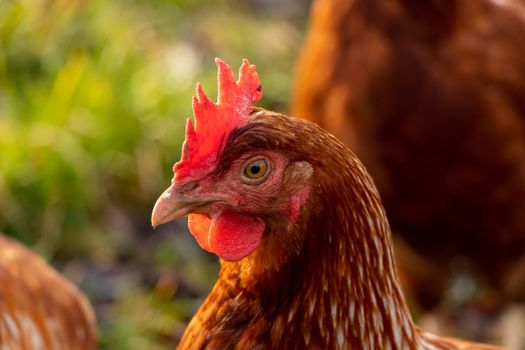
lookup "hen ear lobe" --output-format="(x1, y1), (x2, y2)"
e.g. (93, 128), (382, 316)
(297, 161), (314, 180)
(284, 161), (313, 224)
(287, 161), (314, 184)
(281, 160), (314, 193)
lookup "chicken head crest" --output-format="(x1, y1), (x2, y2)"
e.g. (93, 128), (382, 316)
(174, 58), (263, 181)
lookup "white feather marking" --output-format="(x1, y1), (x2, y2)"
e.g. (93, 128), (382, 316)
(309, 300), (315, 316)
(349, 302), (355, 320)
(304, 329), (311, 345)
(394, 327), (402, 349)
(21, 315), (43, 350)
(318, 317), (325, 337)
(337, 327), (344, 348)
(2, 313), (19, 339)
(418, 334), (440, 350)
(372, 311), (382, 333)
(287, 307), (295, 323)
(403, 314), (412, 339)
(358, 306), (365, 339)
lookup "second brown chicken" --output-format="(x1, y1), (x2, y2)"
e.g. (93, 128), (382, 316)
(292, 0), (525, 323)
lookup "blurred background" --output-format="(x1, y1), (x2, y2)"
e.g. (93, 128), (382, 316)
(0, 0), (309, 348)
(2, 0), (525, 349)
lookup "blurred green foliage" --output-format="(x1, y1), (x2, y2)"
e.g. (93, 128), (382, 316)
(0, 0), (307, 348)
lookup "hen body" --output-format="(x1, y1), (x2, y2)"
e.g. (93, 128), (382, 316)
(0, 235), (97, 349)
(155, 103), (502, 349)
(292, 0), (525, 309)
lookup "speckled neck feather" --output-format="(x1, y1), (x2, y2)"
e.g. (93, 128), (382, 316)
(176, 110), (500, 350)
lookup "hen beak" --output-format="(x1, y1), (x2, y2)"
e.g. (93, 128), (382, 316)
(151, 182), (196, 228)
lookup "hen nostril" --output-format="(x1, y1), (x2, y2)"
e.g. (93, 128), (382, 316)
(178, 181), (199, 193)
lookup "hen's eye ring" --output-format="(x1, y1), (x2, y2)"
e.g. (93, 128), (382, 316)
(242, 158), (270, 184)
(244, 159), (268, 179)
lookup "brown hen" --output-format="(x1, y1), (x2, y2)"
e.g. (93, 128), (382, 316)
(0, 235), (97, 349)
(291, 0), (525, 315)
(151, 59), (502, 349)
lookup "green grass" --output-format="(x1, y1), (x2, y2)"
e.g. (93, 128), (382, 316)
(0, 0), (307, 347)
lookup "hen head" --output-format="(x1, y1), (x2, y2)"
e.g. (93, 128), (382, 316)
(151, 59), (313, 264)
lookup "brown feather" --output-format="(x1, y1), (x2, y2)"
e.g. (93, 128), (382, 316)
(177, 109), (500, 349)
(0, 235), (97, 350)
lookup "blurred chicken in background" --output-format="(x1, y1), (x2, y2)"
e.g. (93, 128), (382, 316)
(292, 0), (525, 347)
(0, 234), (97, 349)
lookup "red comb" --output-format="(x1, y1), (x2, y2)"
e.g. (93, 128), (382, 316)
(173, 58), (263, 180)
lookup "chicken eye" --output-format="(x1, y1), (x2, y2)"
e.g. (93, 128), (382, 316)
(242, 158), (269, 184)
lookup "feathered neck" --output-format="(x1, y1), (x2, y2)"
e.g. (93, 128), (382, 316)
(177, 140), (427, 349)
(241, 151), (422, 349)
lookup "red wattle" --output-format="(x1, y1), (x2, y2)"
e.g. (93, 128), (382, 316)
(188, 214), (212, 252)
(209, 211), (265, 261)
(187, 211), (265, 261)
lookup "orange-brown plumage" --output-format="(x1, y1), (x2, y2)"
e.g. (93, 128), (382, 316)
(291, 0), (525, 309)
(152, 60), (502, 349)
(0, 235), (96, 349)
